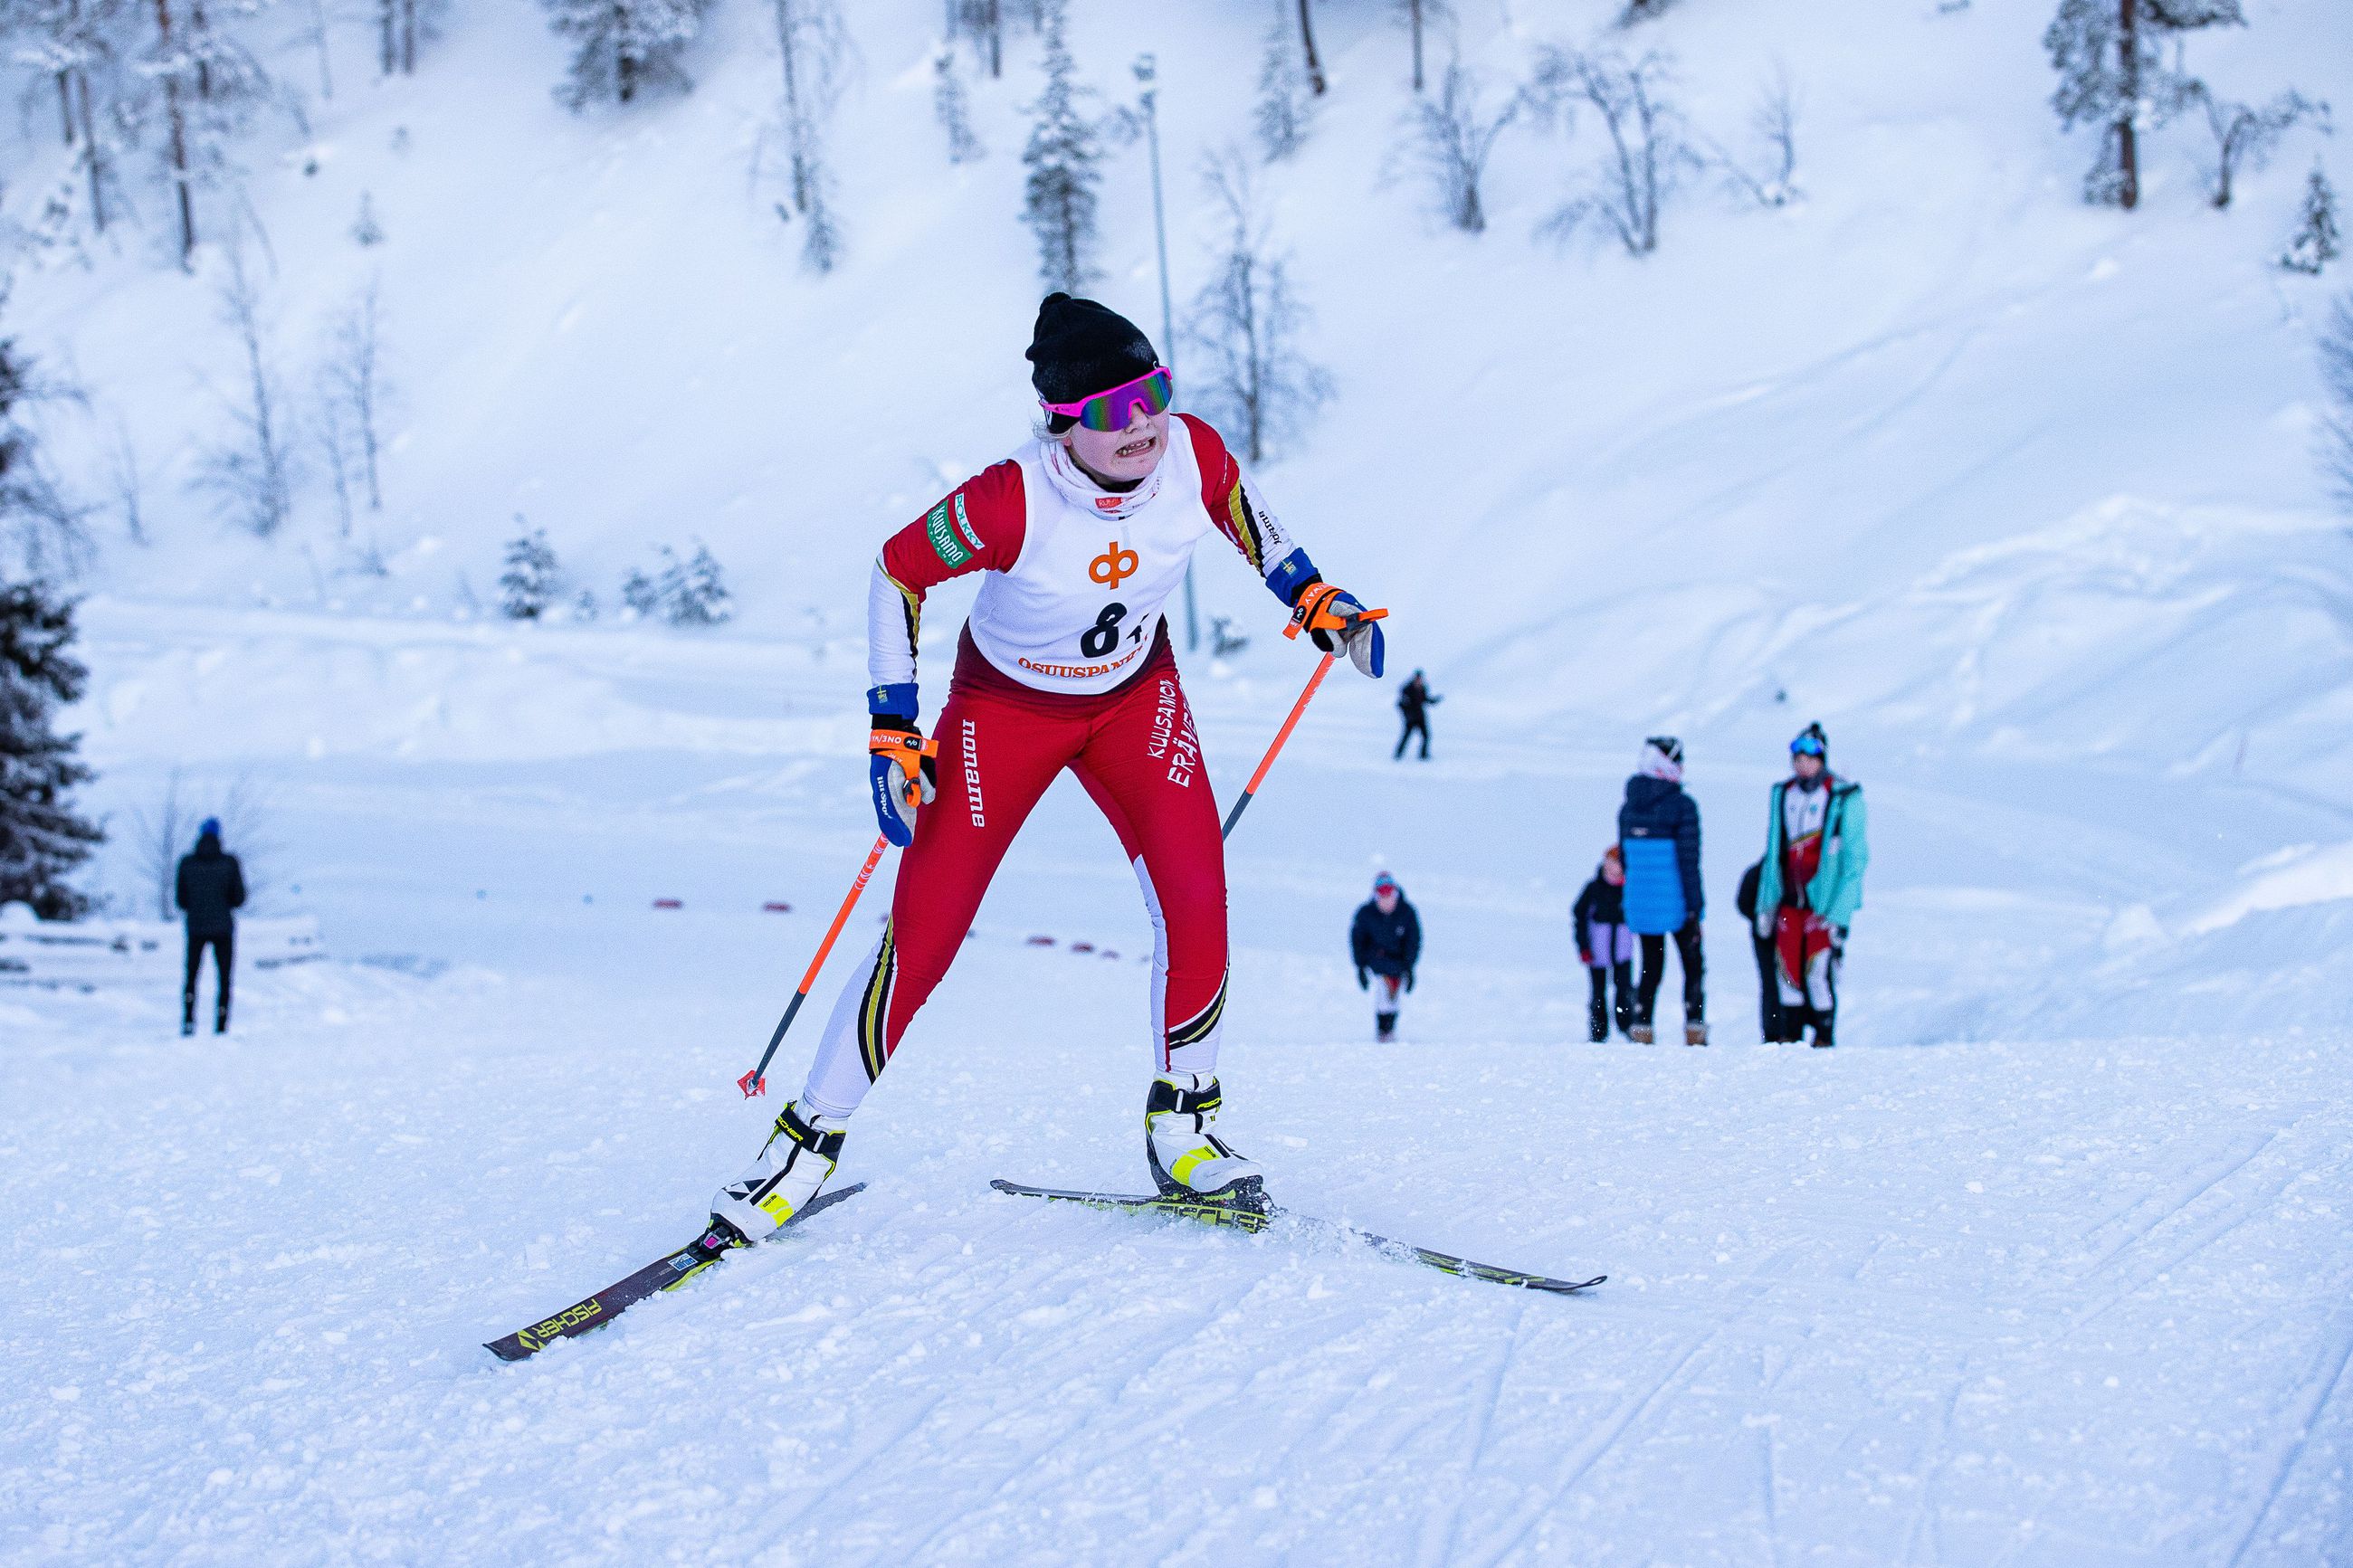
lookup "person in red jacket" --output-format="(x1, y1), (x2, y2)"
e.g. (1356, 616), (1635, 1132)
(710, 294), (1386, 1240)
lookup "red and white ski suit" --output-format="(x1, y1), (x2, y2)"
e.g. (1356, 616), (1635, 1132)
(798, 414), (1316, 1119)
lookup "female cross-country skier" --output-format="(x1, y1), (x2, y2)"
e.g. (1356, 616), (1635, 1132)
(708, 293), (1387, 1242)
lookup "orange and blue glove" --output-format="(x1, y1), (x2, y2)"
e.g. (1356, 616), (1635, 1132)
(1284, 582), (1387, 679)
(867, 683), (937, 848)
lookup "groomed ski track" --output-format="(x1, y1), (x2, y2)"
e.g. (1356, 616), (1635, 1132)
(5, 683), (2350, 1566)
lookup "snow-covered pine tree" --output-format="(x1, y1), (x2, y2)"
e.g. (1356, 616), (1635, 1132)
(1021, 0), (1100, 294)
(2044, 0), (2244, 209)
(671, 542), (732, 625)
(772, 0), (847, 273)
(499, 527), (560, 620)
(11, 0), (128, 237)
(620, 562), (661, 618)
(0, 320), (88, 581)
(136, 0), (272, 266)
(934, 48), (983, 164)
(544, 0), (711, 109)
(2282, 162), (2339, 275)
(955, 0), (1002, 79)
(1254, 10), (1314, 161)
(1185, 151), (1333, 464)
(0, 579), (104, 918)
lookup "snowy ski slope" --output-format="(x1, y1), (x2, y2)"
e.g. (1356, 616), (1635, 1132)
(3, 0), (2352, 1561)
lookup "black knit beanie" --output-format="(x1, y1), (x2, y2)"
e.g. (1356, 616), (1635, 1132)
(1026, 293), (1158, 410)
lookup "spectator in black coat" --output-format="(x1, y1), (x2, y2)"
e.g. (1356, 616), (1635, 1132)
(1394, 672), (1439, 761)
(176, 818), (245, 1036)
(1572, 848), (1636, 1042)
(1349, 872), (1422, 1041)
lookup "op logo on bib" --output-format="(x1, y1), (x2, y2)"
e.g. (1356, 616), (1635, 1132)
(1089, 542), (1139, 590)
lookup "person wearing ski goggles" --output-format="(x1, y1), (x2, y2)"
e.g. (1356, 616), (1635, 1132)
(1036, 364), (1176, 432)
(1754, 723), (1870, 1049)
(709, 292), (1388, 1246)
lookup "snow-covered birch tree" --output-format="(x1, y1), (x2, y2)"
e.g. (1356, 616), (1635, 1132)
(1401, 53), (1516, 234)
(1185, 151), (1333, 464)
(1529, 47), (1694, 256)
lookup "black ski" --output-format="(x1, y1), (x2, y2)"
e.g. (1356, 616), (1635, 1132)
(987, 1179), (1605, 1296)
(485, 1183), (866, 1363)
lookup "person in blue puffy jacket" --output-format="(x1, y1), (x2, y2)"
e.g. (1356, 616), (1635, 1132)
(1617, 736), (1706, 1045)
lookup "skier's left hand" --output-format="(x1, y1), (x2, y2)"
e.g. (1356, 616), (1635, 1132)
(1357, 966), (1369, 991)
(1286, 584), (1386, 679)
(1404, 967), (1415, 993)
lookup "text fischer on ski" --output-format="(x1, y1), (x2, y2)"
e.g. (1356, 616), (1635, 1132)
(710, 294), (1388, 1242)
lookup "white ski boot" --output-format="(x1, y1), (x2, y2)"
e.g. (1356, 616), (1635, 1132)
(710, 1102), (845, 1244)
(1145, 1072), (1266, 1208)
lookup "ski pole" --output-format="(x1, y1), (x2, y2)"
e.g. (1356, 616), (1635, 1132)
(1222, 653), (1335, 840)
(737, 833), (891, 1098)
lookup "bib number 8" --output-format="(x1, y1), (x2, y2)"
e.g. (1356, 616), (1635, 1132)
(1081, 602), (1127, 659)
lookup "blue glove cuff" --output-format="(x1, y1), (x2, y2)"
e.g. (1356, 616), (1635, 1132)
(1265, 548), (1319, 607)
(868, 682), (919, 718)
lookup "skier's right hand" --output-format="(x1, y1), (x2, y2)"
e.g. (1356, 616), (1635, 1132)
(1357, 966), (1369, 991)
(869, 718), (938, 848)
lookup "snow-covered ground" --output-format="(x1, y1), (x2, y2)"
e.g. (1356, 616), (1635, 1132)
(6, 638), (2353, 1564)
(5, 0), (2353, 1560)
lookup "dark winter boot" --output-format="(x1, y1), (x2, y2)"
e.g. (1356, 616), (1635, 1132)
(1376, 1011), (1397, 1042)
(1811, 1016), (1834, 1049)
(1684, 1021), (1709, 1047)
(180, 1017), (195, 1039)
(1630, 1022), (1655, 1044)
(1587, 998), (1609, 1043)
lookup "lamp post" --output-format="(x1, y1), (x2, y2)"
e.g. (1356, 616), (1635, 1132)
(1136, 52), (1197, 652)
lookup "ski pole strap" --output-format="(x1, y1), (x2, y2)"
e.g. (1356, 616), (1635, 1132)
(1222, 652), (1335, 841)
(738, 833), (892, 1098)
(1282, 584), (1389, 642)
(868, 729), (938, 807)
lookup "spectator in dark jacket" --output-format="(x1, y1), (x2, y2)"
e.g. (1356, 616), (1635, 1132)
(1572, 848), (1635, 1042)
(1737, 860), (1796, 1042)
(1349, 871), (1421, 1041)
(176, 818), (245, 1036)
(1617, 736), (1706, 1045)
(1394, 672), (1439, 761)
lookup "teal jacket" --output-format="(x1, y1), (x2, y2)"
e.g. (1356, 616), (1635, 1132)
(1754, 776), (1868, 934)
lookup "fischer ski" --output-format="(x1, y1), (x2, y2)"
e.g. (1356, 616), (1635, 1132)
(485, 1183), (866, 1363)
(987, 1179), (1605, 1296)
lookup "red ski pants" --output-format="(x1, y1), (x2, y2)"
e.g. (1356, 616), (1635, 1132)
(799, 641), (1230, 1118)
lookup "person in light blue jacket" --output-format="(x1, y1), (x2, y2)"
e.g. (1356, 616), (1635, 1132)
(1755, 723), (1869, 1048)
(1616, 736), (1706, 1045)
